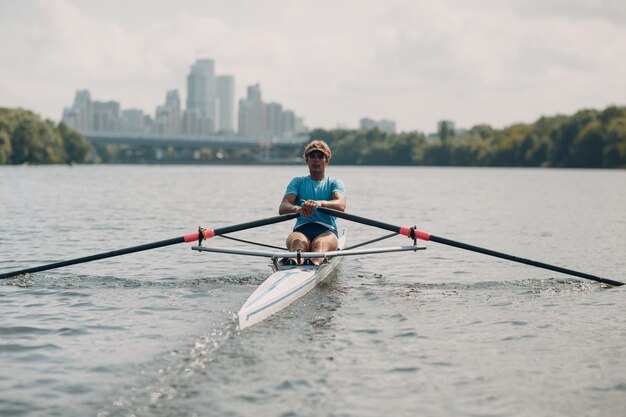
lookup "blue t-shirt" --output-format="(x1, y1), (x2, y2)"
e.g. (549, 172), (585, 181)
(285, 176), (346, 230)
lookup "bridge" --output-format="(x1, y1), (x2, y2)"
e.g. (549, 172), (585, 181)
(85, 131), (262, 148)
(83, 131), (306, 163)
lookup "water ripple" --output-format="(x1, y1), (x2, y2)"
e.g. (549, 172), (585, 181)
(2, 166), (626, 417)
(0, 343), (60, 352)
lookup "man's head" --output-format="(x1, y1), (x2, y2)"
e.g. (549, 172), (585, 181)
(303, 140), (332, 161)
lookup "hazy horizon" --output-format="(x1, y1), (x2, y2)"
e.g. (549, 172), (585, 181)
(1, 0), (625, 133)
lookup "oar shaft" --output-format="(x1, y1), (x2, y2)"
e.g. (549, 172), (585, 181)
(429, 235), (624, 287)
(214, 213), (298, 236)
(317, 208), (401, 234)
(0, 237), (184, 279)
(318, 207), (624, 287)
(0, 212), (299, 280)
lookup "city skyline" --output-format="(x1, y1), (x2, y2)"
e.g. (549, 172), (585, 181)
(62, 58), (308, 140)
(1, 1), (625, 133)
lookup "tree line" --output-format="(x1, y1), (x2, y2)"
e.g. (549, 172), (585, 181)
(307, 105), (626, 168)
(0, 108), (91, 164)
(2, 105), (626, 167)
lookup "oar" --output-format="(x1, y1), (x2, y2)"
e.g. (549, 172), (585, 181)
(317, 207), (624, 287)
(0, 213), (299, 280)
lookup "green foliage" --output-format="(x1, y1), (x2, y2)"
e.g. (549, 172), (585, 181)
(58, 122), (91, 163)
(307, 105), (626, 168)
(438, 121), (455, 143)
(11, 118), (62, 164)
(93, 144), (119, 163)
(468, 124), (495, 139)
(306, 128), (426, 165)
(603, 118), (626, 168)
(0, 130), (11, 164)
(0, 108), (91, 164)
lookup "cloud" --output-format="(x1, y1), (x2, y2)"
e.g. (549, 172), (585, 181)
(0, 0), (625, 132)
(510, 0), (626, 25)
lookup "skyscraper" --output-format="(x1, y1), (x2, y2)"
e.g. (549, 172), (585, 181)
(238, 84), (266, 138)
(359, 117), (396, 134)
(237, 83), (307, 140)
(154, 90), (181, 135)
(265, 102), (283, 138)
(216, 75), (235, 133)
(62, 90), (93, 132)
(186, 59), (216, 124)
(92, 101), (121, 132)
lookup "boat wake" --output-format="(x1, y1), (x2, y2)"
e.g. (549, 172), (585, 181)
(384, 277), (603, 301)
(0, 272), (267, 289)
(95, 319), (239, 417)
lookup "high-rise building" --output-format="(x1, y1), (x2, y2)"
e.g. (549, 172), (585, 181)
(167, 89), (181, 134)
(238, 84), (308, 140)
(62, 90), (93, 132)
(295, 117), (307, 136)
(265, 102), (283, 138)
(186, 59), (216, 125)
(359, 117), (396, 134)
(238, 84), (266, 139)
(281, 110), (295, 139)
(154, 90), (182, 135)
(62, 90), (123, 133)
(122, 109), (147, 133)
(182, 108), (213, 136)
(166, 90), (181, 115)
(92, 101), (121, 132)
(216, 75), (235, 133)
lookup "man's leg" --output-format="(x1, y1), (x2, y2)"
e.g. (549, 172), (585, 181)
(310, 233), (338, 265)
(286, 231), (310, 264)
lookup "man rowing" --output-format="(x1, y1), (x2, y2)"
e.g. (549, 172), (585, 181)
(279, 140), (347, 265)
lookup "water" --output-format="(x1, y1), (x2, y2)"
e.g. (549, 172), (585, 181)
(1, 165), (625, 417)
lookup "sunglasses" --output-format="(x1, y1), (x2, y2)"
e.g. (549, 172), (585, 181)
(307, 151), (326, 159)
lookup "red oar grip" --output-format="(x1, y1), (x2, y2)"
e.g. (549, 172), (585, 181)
(400, 226), (431, 241)
(183, 229), (215, 243)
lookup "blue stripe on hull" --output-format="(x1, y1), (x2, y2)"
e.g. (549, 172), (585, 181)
(244, 270), (320, 322)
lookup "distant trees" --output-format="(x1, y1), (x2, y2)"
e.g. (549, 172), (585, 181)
(0, 129), (10, 164)
(308, 128), (427, 165)
(58, 122), (92, 163)
(0, 108), (91, 164)
(2, 105), (625, 167)
(306, 105), (626, 168)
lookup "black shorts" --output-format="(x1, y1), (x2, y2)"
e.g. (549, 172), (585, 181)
(294, 222), (338, 241)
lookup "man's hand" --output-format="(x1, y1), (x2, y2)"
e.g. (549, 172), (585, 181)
(300, 199), (321, 217)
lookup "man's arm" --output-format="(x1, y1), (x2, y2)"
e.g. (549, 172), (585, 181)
(279, 194), (302, 215)
(317, 191), (346, 212)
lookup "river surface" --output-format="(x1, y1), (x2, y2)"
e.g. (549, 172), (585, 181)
(1, 165), (625, 417)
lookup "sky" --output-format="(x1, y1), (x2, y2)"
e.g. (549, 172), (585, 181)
(1, 0), (625, 133)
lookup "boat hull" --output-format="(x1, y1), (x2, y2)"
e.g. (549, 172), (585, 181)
(238, 230), (346, 329)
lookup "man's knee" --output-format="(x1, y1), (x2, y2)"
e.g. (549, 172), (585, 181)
(311, 234), (338, 252)
(287, 233), (310, 250)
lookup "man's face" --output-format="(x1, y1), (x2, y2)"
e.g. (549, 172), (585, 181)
(306, 151), (328, 173)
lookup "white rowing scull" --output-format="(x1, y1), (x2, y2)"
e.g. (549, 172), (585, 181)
(192, 229), (426, 329)
(236, 229), (347, 329)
